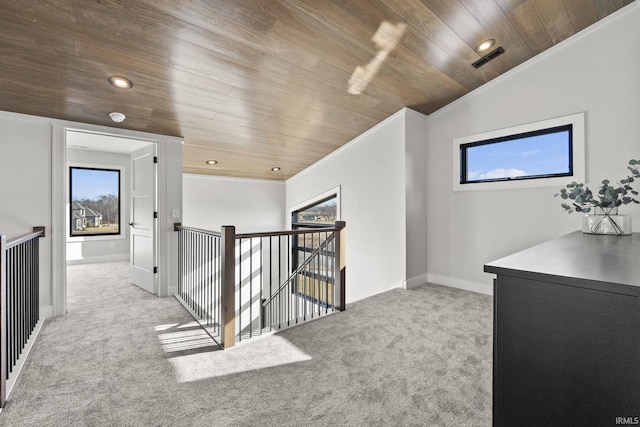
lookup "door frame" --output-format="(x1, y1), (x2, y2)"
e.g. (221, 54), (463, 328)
(51, 122), (183, 316)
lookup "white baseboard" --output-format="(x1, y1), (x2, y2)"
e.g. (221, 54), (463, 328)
(40, 305), (54, 319)
(427, 274), (493, 296)
(403, 273), (429, 290)
(66, 254), (129, 265)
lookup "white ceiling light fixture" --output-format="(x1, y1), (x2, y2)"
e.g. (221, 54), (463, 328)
(205, 160), (218, 165)
(108, 75), (133, 89)
(271, 167), (281, 172)
(475, 38), (496, 53)
(109, 112), (126, 123)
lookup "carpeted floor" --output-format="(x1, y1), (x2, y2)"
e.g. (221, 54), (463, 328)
(0, 261), (492, 426)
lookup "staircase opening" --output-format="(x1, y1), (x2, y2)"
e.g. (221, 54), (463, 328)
(174, 221), (346, 349)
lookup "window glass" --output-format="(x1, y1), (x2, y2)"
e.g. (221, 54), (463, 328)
(292, 196), (337, 227)
(70, 167), (121, 237)
(453, 112), (585, 192)
(461, 125), (572, 184)
(291, 193), (338, 306)
(292, 194), (338, 262)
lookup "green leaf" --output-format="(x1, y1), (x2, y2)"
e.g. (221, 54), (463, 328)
(555, 159), (640, 213)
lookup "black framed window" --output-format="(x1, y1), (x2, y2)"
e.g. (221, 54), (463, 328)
(291, 194), (338, 306)
(460, 124), (573, 184)
(292, 194), (338, 264)
(292, 195), (338, 229)
(70, 167), (121, 237)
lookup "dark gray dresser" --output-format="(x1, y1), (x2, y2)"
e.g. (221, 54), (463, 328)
(485, 231), (640, 426)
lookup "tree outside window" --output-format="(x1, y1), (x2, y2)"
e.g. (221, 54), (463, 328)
(70, 167), (120, 237)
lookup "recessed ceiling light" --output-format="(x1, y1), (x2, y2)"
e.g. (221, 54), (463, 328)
(271, 167), (281, 172)
(475, 38), (496, 53)
(205, 160), (218, 165)
(108, 75), (133, 89)
(109, 112), (126, 123)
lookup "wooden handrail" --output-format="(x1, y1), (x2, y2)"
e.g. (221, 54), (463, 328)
(173, 223), (221, 237)
(5, 226), (45, 249)
(175, 222), (345, 239)
(236, 223), (343, 239)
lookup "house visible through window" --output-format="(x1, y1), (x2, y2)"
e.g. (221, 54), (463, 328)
(292, 195), (338, 229)
(70, 167), (121, 237)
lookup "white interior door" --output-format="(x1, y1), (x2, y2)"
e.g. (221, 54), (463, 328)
(130, 144), (157, 294)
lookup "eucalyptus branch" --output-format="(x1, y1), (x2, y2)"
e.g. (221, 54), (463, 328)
(555, 159), (640, 214)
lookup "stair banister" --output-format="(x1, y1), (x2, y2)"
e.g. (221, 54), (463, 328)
(174, 221), (346, 349)
(334, 221), (346, 311)
(1, 226), (45, 407)
(261, 232), (335, 307)
(220, 226), (236, 349)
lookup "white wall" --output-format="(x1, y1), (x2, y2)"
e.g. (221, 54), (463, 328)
(424, 2), (640, 295)
(286, 110), (407, 303)
(66, 148), (130, 264)
(0, 114), (53, 310)
(183, 174), (286, 233)
(0, 110), (183, 316)
(405, 109), (429, 285)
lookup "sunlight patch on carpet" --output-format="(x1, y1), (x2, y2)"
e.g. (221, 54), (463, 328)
(157, 329), (217, 353)
(166, 334), (312, 382)
(154, 323), (180, 332)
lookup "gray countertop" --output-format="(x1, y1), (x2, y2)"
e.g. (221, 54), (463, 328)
(485, 231), (640, 291)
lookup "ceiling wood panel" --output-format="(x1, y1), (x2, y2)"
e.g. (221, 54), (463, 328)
(564, 0), (599, 32)
(499, 1), (553, 55)
(0, 0), (634, 179)
(595, 0), (625, 18)
(532, 0), (575, 43)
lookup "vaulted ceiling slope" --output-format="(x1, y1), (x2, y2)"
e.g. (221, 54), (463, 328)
(0, 0), (634, 179)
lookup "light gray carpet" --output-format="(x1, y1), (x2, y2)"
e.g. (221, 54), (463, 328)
(1, 261), (492, 426)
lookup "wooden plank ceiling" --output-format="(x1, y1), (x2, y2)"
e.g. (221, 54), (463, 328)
(0, 0), (634, 180)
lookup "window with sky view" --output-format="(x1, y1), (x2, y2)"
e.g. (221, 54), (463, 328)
(462, 125), (572, 184)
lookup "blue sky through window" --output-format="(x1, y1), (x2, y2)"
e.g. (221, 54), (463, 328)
(465, 130), (570, 182)
(71, 168), (119, 200)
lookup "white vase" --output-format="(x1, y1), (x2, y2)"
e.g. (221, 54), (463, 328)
(582, 207), (632, 235)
